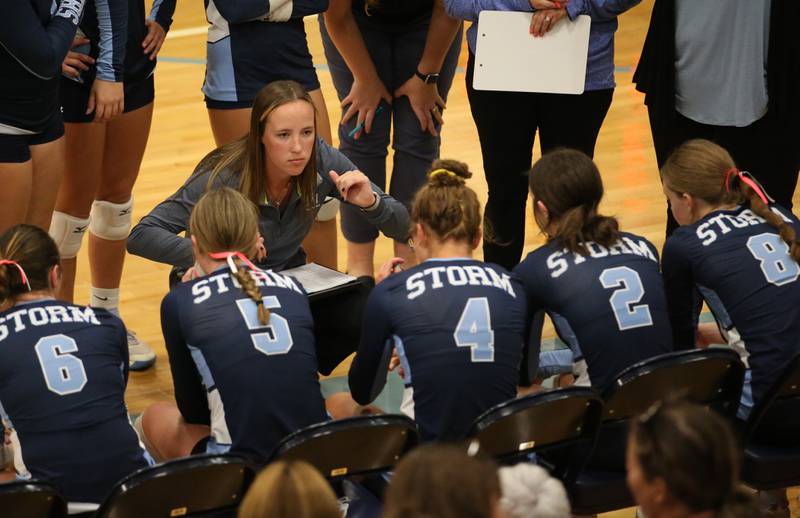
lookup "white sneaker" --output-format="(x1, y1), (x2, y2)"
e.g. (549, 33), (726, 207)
(128, 330), (156, 371)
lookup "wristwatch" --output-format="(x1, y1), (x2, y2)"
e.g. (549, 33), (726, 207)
(415, 69), (440, 85)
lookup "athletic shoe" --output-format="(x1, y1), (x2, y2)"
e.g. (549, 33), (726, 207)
(128, 330), (156, 371)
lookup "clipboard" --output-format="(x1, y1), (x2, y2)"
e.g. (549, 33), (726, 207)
(281, 262), (362, 301)
(473, 11), (591, 94)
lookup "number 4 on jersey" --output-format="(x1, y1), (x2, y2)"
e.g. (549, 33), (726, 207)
(454, 297), (495, 362)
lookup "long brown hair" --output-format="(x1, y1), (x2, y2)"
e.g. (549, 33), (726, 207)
(630, 399), (759, 517)
(529, 149), (621, 255)
(0, 225), (60, 305)
(190, 187), (270, 325)
(238, 461), (341, 518)
(661, 139), (800, 262)
(383, 444), (500, 518)
(410, 159), (481, 244)
(202, 80), (319, 216)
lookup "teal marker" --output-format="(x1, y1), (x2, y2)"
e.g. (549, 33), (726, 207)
(348, 105), (385, 138)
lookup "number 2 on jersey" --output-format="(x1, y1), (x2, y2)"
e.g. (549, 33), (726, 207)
(35, 334), (88, 396)
(236, 296), (294, 356)
(599, 266), (653, 331)
(454, 297), (495, 362)
(747, 233), (800, 286)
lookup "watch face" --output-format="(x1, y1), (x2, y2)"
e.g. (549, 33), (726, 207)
(426, 74), (439, 84)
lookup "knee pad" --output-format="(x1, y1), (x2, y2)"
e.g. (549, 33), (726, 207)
(49, 211), (90, 259)
(316, 196), (340, 222)
(89, 198), (133, 241)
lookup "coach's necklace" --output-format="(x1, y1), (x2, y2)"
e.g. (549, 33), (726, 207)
(268, 180), (292, 207)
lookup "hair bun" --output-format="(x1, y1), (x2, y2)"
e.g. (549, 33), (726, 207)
(427, 159), (472, 187)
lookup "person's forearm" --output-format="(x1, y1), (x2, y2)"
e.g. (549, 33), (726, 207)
(323, 3), (380, 82)
(417, 0), (461, 74)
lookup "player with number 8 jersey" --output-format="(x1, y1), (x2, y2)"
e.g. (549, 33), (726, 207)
(0, 224), (151, 503)
(661, 140), (800, 417)
(513, 150), (673, 392)
(349, 160), (528, 442)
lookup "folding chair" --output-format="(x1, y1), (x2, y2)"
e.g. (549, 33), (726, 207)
(567, 348), (746, 515)
(93, 454), (256, 518)
(467, 387), (603, 477)
(0, 480), (66, 518)
(741, 353), (800, 490)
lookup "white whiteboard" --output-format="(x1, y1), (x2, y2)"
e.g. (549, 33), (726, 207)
(473, 12), (591, 94)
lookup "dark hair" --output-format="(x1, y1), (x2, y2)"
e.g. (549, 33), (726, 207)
(383, 444), (500, 518)
(630, 399), (760, 518)
(410, 159), (481, 244)
(529, 149), (621, 255)
(661, 139), (800, 262)
(201, 80), (319, 216)
(0, 224), (60, 304)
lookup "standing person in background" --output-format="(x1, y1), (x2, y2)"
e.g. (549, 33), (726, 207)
(49, 0), (175, 372)
(320, 0), (462, 277)
(203, 0), (338, 269)
(445, 0), (640, 271)
(634, 0), (800, 236)
(0, 0), (87, 233)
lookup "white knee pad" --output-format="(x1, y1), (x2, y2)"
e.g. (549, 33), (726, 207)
(49, 211), (90, 259)
(316, 196), (340, 222)
(89, 198), (133, 241)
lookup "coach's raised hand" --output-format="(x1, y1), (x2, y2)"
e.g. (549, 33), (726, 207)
(329, 170), (379, 209)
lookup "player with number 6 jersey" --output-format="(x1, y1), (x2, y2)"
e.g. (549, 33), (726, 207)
(513, 150), (673, 391)
(0, 224), (151, 503)
(661, 140), (800, 417)
(349, 160), (528, 442)
(140, 188), (327, 463)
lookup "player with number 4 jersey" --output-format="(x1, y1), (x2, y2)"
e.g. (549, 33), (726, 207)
(0, 225), (150, 503)
(513, 150), (673, 391)
(349, 161), (528, 442)
(141, 188), (327, 463)
(661, 140), (800, 416)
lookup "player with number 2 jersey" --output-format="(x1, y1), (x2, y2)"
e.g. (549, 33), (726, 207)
(513, 150), (673, 391)
(661, 140), (800, 416)
(0, 225), (150, 503)
(349, 161), (528, 442)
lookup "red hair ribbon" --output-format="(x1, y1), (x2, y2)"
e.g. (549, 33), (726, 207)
(723, 168), (772, 205)
(0, 259), (31, 291)
(207, 251), (258, 275)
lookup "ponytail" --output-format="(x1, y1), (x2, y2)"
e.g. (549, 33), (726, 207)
(737, 178), (800, 263)
(232, 257), (270, 326)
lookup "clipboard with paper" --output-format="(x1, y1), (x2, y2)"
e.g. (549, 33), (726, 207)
(472, 11), (591, 95)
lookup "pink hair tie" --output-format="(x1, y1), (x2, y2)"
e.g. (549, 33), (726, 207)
(207, 251), (258, 275)
(0, 260), (31, 291)
(723, 167), (738, 194)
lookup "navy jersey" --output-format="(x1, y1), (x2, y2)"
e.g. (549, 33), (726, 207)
(161, 266), (328, 462)
(0, 0), (85, 133)
(69, 0), (175, 85)
(0, 300), (150, 503)
(662, 204), (800, 406)
(513, 232), (674, 391)
(349, 258), (527, 442)
(203, 0), (328, 103)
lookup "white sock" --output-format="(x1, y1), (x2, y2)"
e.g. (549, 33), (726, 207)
(91, 287), (120, 317)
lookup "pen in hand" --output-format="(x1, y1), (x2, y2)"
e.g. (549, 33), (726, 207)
(348, 105), (385, 139)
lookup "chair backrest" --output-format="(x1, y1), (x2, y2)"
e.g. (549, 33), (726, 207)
(0, 481), (66, 518)
(270, 415), (419, 479)
(93, 454), (255, 518)
(467, 387), (603, 464)
(744, 353), (800, 446)
(603, 348), (746, 422)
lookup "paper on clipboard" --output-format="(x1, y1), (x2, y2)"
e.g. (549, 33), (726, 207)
(281, 262), (360, 298)
(473, 12), (591, 94)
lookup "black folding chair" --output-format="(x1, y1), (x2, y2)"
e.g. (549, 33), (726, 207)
(0, 480), (66, 518)
(269, 414), (418, 480)
(567, 348), (746, 516)
(741, 353), (800, 490)
(93, 454), (256, 518)
(466, 387), (603, 477)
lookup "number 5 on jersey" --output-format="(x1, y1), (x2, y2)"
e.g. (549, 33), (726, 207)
(236, 296), (293, 356)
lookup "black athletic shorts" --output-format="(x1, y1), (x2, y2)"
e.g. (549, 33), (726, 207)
(0, 110), (65, 163)
(61, 74), (155, 123)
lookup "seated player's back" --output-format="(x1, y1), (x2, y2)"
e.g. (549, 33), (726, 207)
(350, 258), (527, 442)
(514, 232), (674, 391)
(0, 300), (149, 502)
(162, 266), (328, 461)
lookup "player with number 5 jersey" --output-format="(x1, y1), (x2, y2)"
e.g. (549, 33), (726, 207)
(349, 160), (528, 442)
(661, 140), (800, 417)
(513, 150), (673, 392)
(140, 188), (327, 463)
(0, 224), (151, 503)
